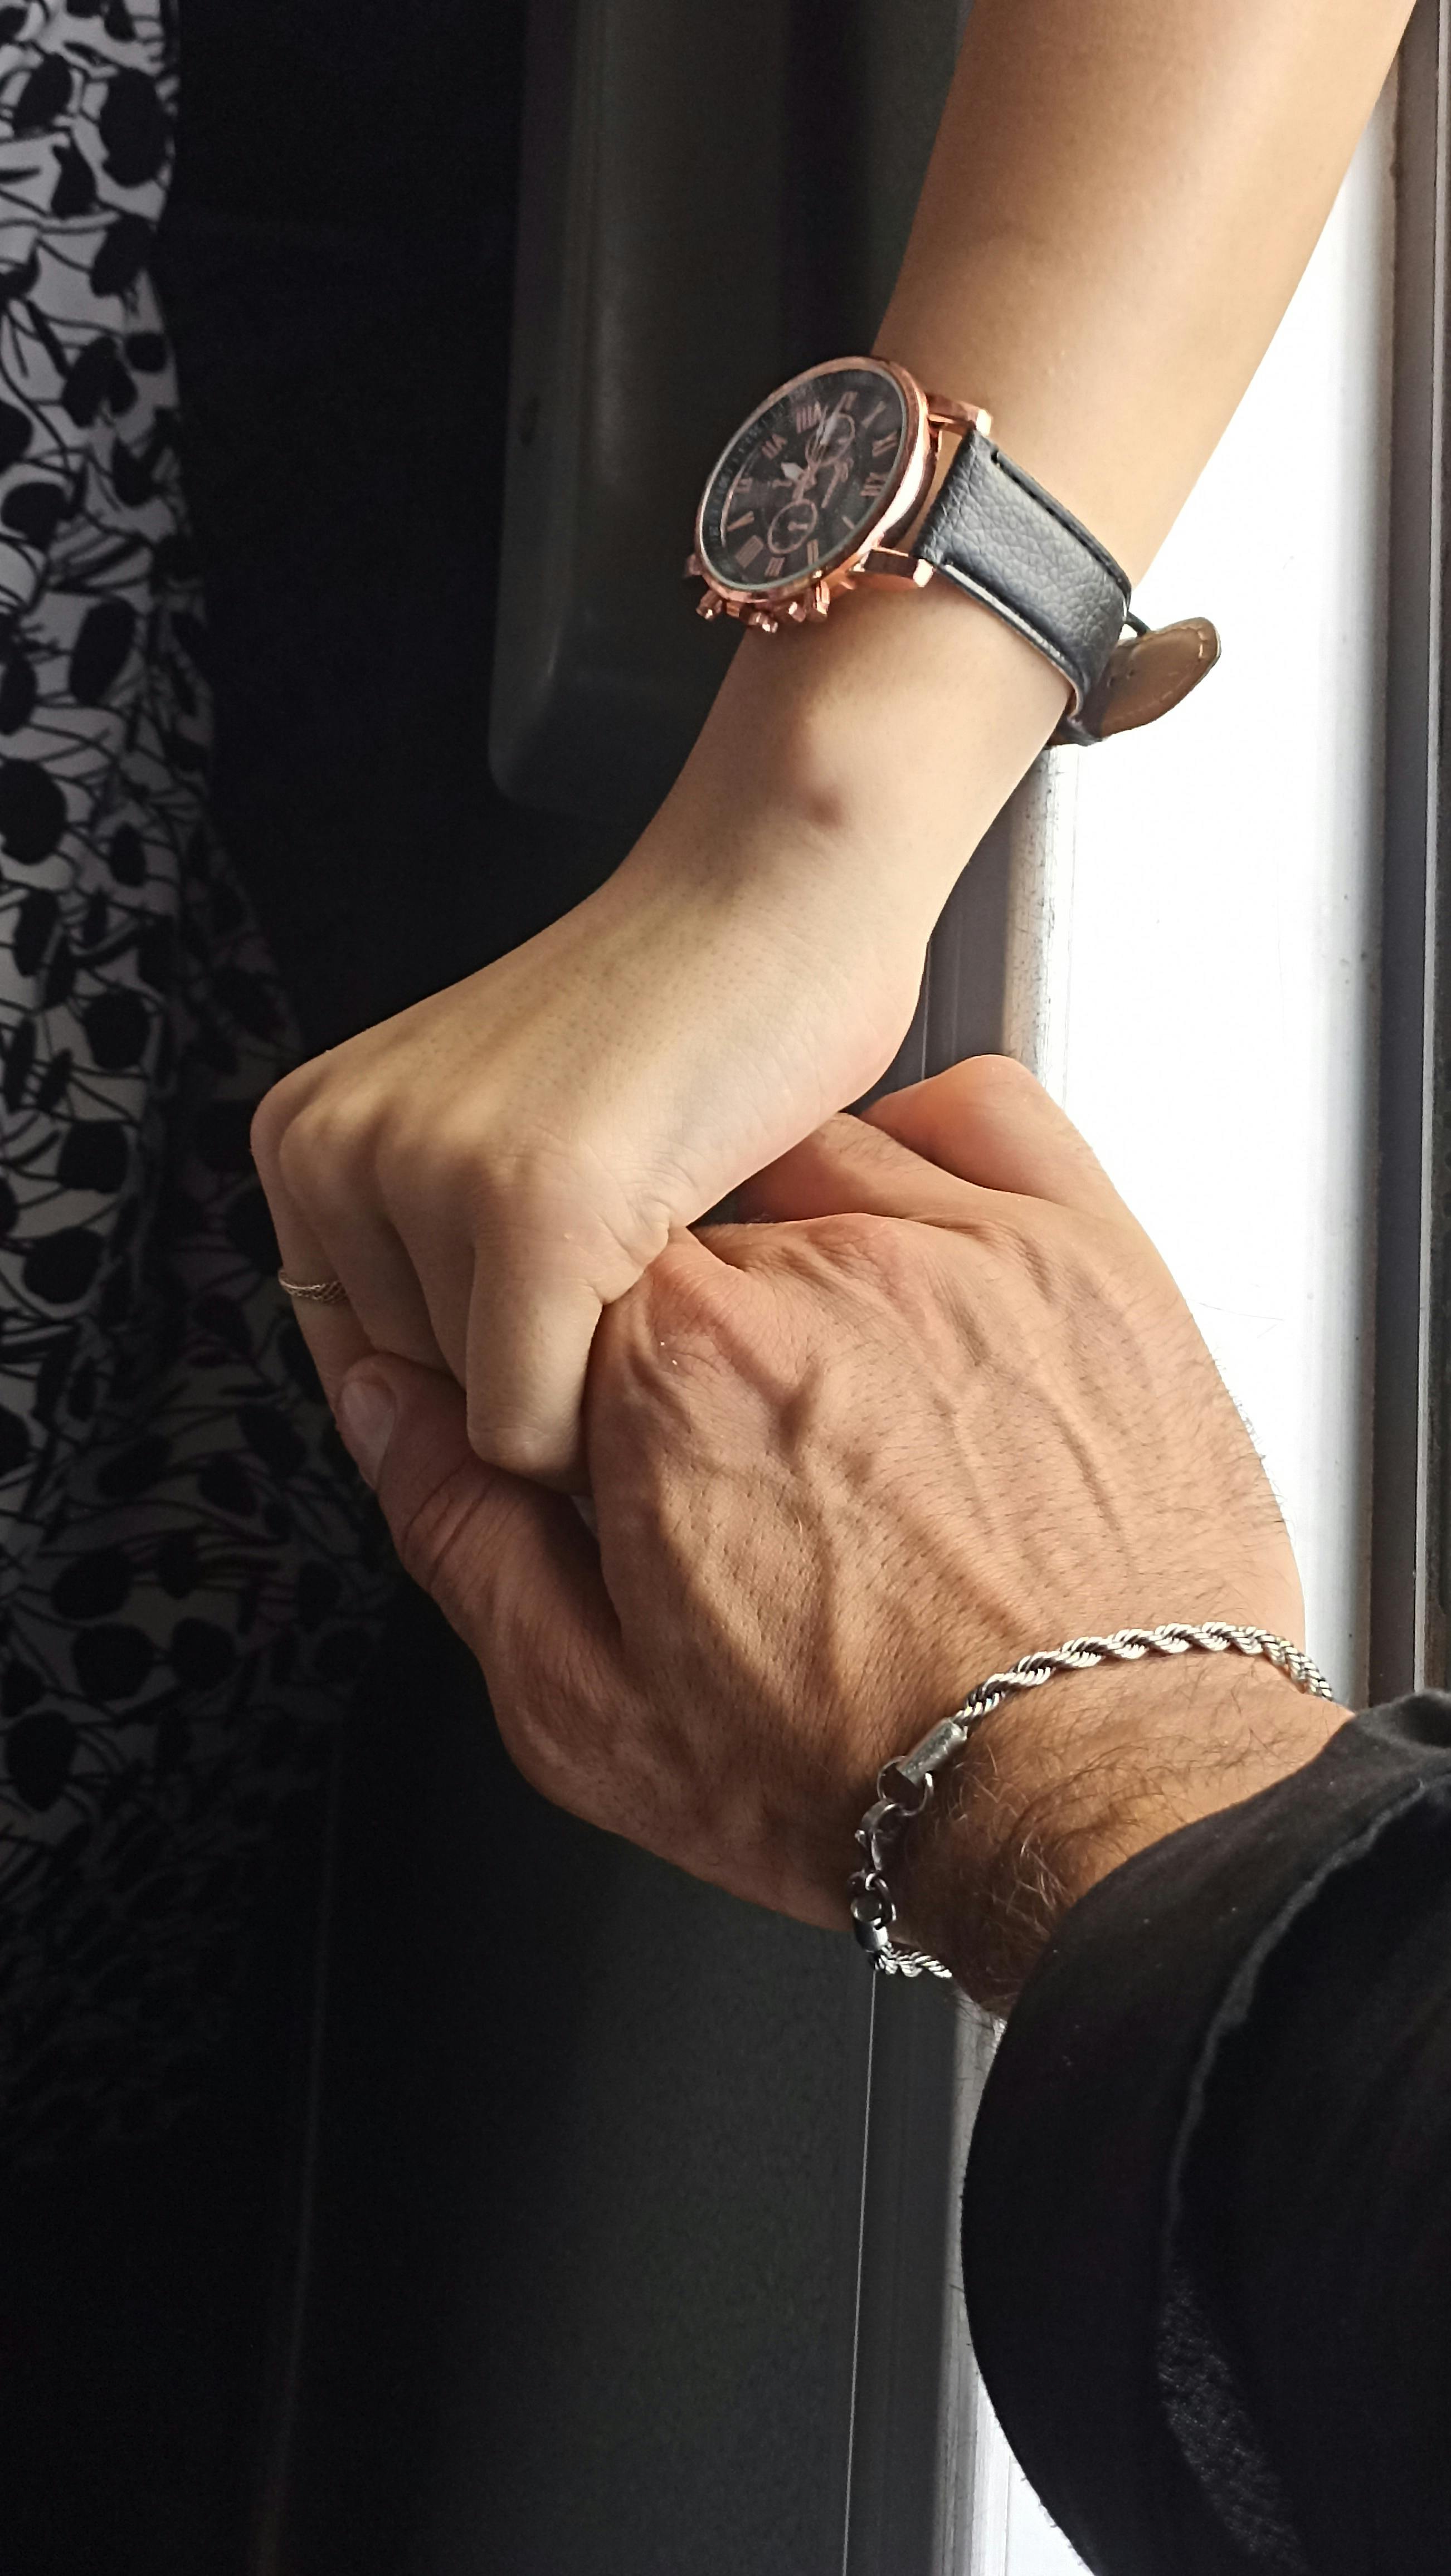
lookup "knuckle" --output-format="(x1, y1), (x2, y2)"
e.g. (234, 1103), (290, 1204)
(606, 1247), (736, 1380)
(809, 1207), (919, 1289)
(275, 1088), (387, 1215)
(980, 1210), (1060, 1294)
(486, 1155), (582, 1247)
(388, 1451), (486, 1598)
(631, 1241), (724, 1334)
(272, 1108), (332, 1208)
(373, 1118), (461, 1219)
(763, 1209), (955, 1351)
(591, 1252), (776, 1456)
(957, 1052), (1044, 1115)
(488, 1694), (566, 1806)
(460, 1135), (672, 1295)
(495, 1656), (602, 1797)
(249, 1068), (308, 1179)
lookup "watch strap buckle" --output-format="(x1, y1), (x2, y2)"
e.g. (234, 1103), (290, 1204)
(1054, 613), (1221, 747)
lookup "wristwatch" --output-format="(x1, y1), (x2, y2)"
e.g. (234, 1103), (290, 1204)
(685, 355), (1219, 746)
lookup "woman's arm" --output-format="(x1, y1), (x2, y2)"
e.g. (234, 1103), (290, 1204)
(682, 0), (1409, 919)
(888, 0), (1399, 575)
(255, 0), (1411, 1481)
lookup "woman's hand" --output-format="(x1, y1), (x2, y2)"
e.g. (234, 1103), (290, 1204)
(251, 0), (1409, 1488)
(249, 816), (921, 1485)
(327, 1058), (1341, 2007)
(251, 591), (1065, 1484)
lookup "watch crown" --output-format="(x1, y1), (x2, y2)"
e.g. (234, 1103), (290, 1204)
(697, 594), (722, 621)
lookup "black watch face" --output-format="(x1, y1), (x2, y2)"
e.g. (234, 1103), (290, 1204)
(697, 363), (912, 595)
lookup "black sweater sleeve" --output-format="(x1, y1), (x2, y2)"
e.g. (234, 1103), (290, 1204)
(962, 1692), (1451, 2576)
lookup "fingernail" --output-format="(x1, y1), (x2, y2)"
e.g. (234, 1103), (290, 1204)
(337, 1370), (397, 1489)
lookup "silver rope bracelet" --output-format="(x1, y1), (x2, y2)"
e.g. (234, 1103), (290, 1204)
(849, 1622), (1336, 1981)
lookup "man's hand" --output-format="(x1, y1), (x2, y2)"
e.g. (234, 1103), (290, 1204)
(331, 1057), (1343, 2006)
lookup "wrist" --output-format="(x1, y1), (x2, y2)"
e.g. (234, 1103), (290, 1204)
(632, 575), (1069, 940)
(895, 1651), (1346, 2012)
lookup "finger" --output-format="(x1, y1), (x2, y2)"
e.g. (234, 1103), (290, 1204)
(292, 1196), (457, 1378)
(335, 1354), (632, 1813)
(585, 1228), (770, 1492)
(255, 1082), (459, 1384)
(736, 1110), (989, 1232)
(459, 1265), (606, 1489)
(259, 1147), (375, 1408)
(865, 1056), (1128, 1219)
(740, 1060), (1129, 1233)
(464, 1169), (665, 1486)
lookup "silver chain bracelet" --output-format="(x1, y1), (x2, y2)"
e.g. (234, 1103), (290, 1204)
(849, 1622), (1336, 1980)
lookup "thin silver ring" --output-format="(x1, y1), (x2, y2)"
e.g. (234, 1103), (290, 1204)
(277, 1271), (349, 1307)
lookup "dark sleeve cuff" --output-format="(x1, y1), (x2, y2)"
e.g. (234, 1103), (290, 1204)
(962, 1693), (1451, 2576)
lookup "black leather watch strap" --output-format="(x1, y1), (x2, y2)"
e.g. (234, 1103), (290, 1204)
(913, 427), (1131, 715)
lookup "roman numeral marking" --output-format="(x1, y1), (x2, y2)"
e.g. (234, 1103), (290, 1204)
(839, 390), (857, 412)
(761, 432), (786, 460)
(861, 473), (887, 500)
(805, 538), (820, 566)
(860, 401), (884, 428)
(766, 554), (785, 578)
(736, 534), (763, 566)
(794, 400), (824, 432)
(871, 435), (896, 458)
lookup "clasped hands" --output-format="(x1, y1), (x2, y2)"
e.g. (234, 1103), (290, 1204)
(289, 1056), (1340, 2008)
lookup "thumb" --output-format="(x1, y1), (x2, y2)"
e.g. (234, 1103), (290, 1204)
(335, 1354), (622, 1715)
(742, 1062), (1129, 1235)
(865, 1056), (1127, 1219)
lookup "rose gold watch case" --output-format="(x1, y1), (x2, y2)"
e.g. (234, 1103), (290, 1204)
(685, 356), (987, 633)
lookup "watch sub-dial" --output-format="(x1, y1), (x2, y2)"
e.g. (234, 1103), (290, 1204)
(766, 497), (820, 557)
